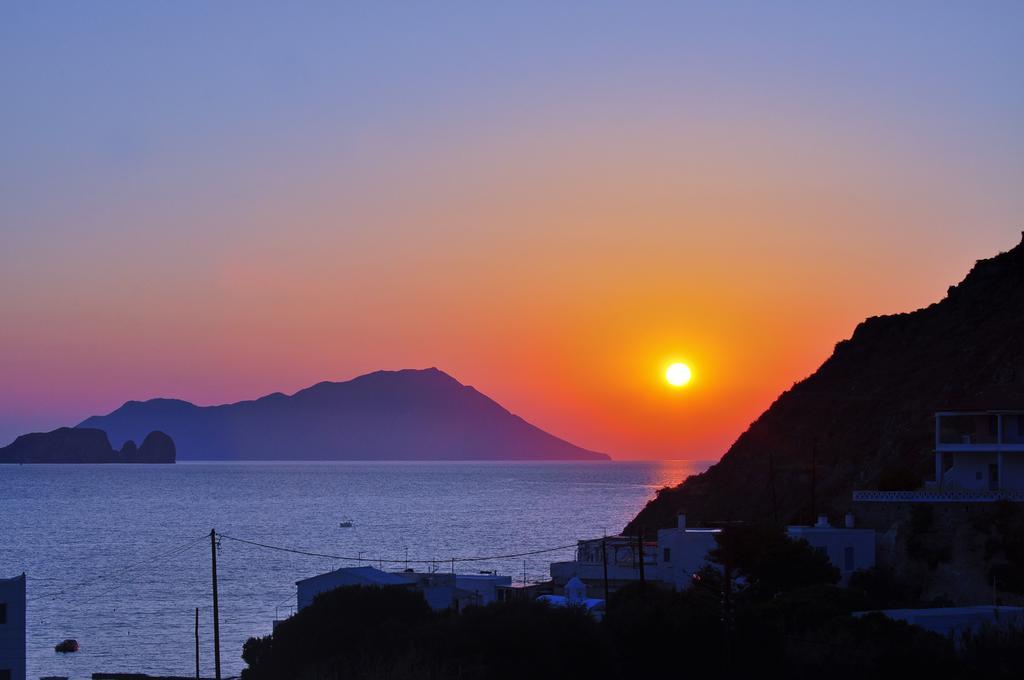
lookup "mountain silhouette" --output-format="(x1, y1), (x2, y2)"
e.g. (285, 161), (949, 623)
(628, 232), (1024, 532)
(0, 427), (175, 464)
(79, 368), (608, 461)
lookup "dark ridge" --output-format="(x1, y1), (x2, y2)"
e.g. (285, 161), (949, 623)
(627, 232), (1024, 533)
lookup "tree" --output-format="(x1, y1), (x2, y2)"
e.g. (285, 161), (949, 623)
(708, 523), (839, 598)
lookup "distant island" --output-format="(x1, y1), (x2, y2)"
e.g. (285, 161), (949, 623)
(78, 367), (609, 461)
(0, 427), (175, 464)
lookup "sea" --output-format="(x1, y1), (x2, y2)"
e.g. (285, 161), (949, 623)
(0, 460), (709, 679)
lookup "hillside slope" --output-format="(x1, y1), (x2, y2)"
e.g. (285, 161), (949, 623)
(629, 233), (1024, 532)
(80, 368), (608, 461)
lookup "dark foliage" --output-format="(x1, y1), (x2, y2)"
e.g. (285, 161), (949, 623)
(905, 505), (953, 569)
(972, 501), (1024, 594)
(847, 565), (924, 609)
(784, 613), (958, 680)
(707, 523), (839, 597)
(959, 623), (1024, 677)
(877, 464), (924, 491)
(241, 586), (606, 680)
(241, 585), (433, 679)
(243, 574), (1024, 680)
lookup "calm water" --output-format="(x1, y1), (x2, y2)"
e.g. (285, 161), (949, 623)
(0, 460), (707, 679)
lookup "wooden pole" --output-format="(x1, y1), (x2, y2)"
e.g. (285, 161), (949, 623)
(601, 537), (609, 604)
(194, 607), (200, 680)
(810, 441), (818, 524)
(210, 529), (221, 680)
(636, 528), (646, 591)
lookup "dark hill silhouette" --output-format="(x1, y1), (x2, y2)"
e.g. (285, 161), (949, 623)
(79, 368), (609, 461)
(628, 233), (1024, 532)
(0, 427), (175, 464)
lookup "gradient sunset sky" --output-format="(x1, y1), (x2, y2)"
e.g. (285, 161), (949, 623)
(2, 2), (1022, 458)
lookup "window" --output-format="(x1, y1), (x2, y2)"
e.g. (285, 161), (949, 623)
(0, 602), (6, 624)
(844, 546), (855, 571)
(0, 669), (10, 680)
(662, 548), (671, 563)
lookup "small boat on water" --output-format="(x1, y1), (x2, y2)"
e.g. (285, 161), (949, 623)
(339, 517), (354, 528)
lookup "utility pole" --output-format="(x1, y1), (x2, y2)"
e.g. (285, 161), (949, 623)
(601, 536), (609, 604)
(810, 440), (818, 524)
(636, 528), (646, 591)
(194, 607), (200, 680)
(722, 558), (733, 668)
(210, 529), (222, 680)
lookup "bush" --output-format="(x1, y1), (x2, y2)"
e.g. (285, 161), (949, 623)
(848, 566), (924, 609)
(708, 523), (839, 598)
(905, 505), (952, 569)
(242, 586), (608, 680)
(973, 501), (1024, 594)
(959, 623), (1024, 678)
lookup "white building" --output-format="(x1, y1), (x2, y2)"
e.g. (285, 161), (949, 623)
(295, 566), (512, 613)
(854, 606), (1024, 642)
(652, 515), (722, 588)
(549, 535), (657, 590)
(855, 411), (1024, 503)
(537, 576), (606, 621)
(0, 574), (26, 680)
(552, 513), (875, 591)
(787, 515), (876, 584)
(934, 411), (1024, 493)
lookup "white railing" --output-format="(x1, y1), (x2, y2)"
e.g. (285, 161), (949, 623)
(853, 489), (1024, 503)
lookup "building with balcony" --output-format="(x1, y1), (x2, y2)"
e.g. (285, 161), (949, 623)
(549, 534), (658, 592)
(854, 411), (1024, 503)
(295, 565), (512, 613)
(934, 411), (1024, 493)
(551, 513), (874, 591)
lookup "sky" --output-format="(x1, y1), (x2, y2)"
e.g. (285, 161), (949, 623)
(1, 2), (1023, 458)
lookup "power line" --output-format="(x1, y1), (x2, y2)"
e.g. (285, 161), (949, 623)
(66, 538), (207, 607)
(28, 534), (208, 603)
(217, 533), (578, 565)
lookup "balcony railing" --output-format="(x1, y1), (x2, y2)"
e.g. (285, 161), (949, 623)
(853, 489), (1024, 503)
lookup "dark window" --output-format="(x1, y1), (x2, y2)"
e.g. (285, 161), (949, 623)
(0, 669), (10, 680)
(0, 602), (6, 624)
(844, 546), (855, 571)
(662, 548), (671, 563)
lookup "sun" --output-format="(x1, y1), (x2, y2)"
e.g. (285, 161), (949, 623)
(665, 362), (692, 387)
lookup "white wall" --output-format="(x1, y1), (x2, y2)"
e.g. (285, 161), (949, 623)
(786, 527), (875, 583)
(653, 529), (720, 590)
(1001, 455), (1024, 490)
(0, 574), (26, 680)
(943, 453), (997, 490)
(455, 575), (512, 607)
(297, 571), (369, 610)
(297, 569), (510, 612)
